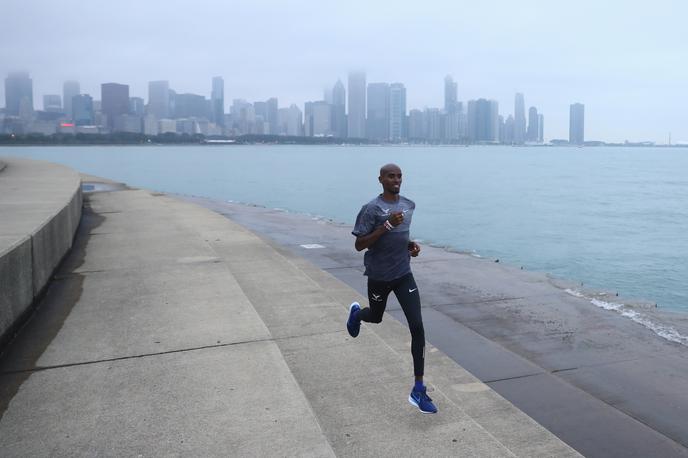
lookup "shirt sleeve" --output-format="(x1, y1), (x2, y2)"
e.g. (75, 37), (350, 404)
(352, 204), (376, 237)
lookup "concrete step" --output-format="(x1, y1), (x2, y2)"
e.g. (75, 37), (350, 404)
(160, 195), (580, 456)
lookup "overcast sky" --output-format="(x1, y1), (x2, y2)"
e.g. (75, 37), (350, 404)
(2, 0), (687, 142)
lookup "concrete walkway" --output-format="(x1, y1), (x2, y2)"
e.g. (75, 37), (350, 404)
(0, 175), (579, 456)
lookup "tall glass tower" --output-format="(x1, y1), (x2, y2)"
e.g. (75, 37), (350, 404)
(347, 71), (366, 139)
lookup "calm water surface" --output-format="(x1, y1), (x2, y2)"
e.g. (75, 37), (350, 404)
(5, 145), (688, 312)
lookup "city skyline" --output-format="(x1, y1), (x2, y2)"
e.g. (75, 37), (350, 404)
(3, 70), (567, 144)
(1, 1), (686, 142)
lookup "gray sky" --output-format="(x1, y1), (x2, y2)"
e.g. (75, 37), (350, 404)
(2, 0), (687, 142)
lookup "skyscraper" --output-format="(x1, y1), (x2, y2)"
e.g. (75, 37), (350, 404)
(444, 75), (458, 113)
(211, 76), (224, 126)
(304, 101), (331, 137)
(527, 106), (539, 142)
(174, 93), (208, 119)
(408, 109), (425, 140)
(501, 115), (515, 144)
(537, 114), (544, 143)
(101, 83), (130, 129)
(366, 82), (389, 141)
(129, 97), (145, 117)
(444, 75), (460, 140)
(63, 80), (80, 119)
(569, 103), (585, 145)
(287, 104), (303, 136)
(331, 79), (347, 138)
(266, 97), (279, 135)
(389, 83), (406, 141)
(425, 108), (442, 141)
(467, 99), (499, 143)
(514, 92), (526, 144)
(148, 80), (170, 119)
(347, 71), (366, 138)
(4, 72), (33, 116)
(72, 94), (94, 125)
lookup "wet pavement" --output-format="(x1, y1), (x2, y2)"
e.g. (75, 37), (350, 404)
(181, 194), (688, 458)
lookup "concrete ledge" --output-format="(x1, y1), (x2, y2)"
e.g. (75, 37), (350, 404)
(0, 157), (82, 345)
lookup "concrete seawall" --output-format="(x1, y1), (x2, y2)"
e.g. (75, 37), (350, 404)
(0, 157), (82, 345)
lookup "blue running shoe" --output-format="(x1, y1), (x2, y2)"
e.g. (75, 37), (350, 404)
(347, 302), (361, 337)
(409, 386), (438, 414)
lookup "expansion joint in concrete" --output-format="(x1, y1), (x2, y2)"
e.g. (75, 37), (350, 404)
(0, 337), (275, 376)
(484, 371), (544, 384)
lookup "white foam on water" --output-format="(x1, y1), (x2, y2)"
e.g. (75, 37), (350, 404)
(565, 289), (688, 346)
(565, 288), (584, 298)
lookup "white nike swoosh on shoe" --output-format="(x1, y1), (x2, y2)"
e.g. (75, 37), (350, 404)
(409, 288), (417, 293)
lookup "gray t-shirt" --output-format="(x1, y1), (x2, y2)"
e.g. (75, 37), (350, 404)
(352, 195), (415, 281)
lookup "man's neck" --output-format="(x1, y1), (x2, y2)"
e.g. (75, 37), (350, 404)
(381, 192), (400, 203)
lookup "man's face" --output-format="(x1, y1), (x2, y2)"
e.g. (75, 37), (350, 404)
(379, 167), (402, 194)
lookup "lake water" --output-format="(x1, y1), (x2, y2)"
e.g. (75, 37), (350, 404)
(4, 144), (688, 312)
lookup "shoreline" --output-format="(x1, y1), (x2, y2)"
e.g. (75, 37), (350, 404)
(176, 191), (688, 346)
(171, 190), (688, 451)
(3, 141), (688, 148)
(66, 175), (688, 452)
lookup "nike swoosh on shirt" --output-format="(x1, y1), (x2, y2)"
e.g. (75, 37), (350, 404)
(409, 288), (417, 293)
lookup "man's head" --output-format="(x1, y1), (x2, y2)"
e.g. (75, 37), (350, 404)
(379, 163), (402, 195)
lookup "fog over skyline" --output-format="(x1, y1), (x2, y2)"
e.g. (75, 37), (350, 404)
(2, 0), (687, 143)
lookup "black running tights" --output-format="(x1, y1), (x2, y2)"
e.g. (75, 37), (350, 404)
(358, 273), (425, 377)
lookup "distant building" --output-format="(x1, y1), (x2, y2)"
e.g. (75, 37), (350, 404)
(113, 114), (142, 133)
(513, 92), (526, 145)
(158, 118), (177, 134)
(425, 108), (442, 141)
(277, 108), (290, 135)
(287, 104), (303, 136)
(211, 76), (224, 126)
(230, 99), (254, 135)
(408, 109), (425, 140)
(304, 101), (331, 137)
(501, 114), (514, 144)
(347, 71), (366, 138)
(569, 103), (585, 145)
(43, 94), (62, 113)
(388, 83), (406, 141)
(266, 97), (279, 135)
(253, 102), (267, 121)
(527, 106), (539, 142)
(143, 114), (159, 135)
(467, 99), (499, 143)
(5, 72), (33, 116)
(148, 80), (170, 119)
(444, 75), (458, 113)
(101, 83), (129, 129)
(537, 114), (544, 143)
(331, 79), (347, 138)
(177, 118), (201, 135)
(174, 93), (208, 119)
(366, 82), (389, 141)
(72, 94), (94, 125)
(29, 120), (58, 135)
(129, 97), (145, 117)
(63, 80), (80, 120)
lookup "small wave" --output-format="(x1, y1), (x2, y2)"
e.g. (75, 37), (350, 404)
(565, 290), (688, 346)
(564, 288), (584, 298)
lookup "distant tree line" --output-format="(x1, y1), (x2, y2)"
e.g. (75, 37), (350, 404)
(0, 133), (372, 146)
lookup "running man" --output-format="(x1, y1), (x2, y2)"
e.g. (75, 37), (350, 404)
(346, 163), (437, 414)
